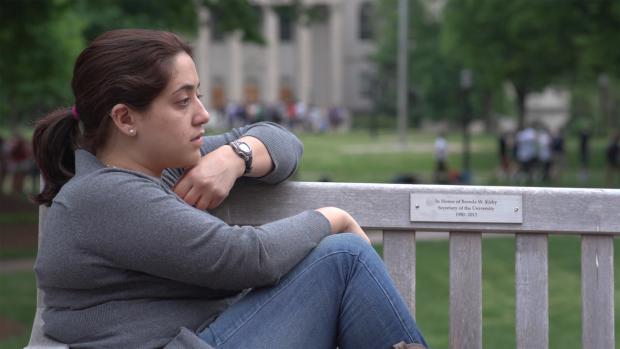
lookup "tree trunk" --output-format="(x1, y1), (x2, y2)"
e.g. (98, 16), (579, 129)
(515, 86), (528, 130)
(482, 91), (495, 132)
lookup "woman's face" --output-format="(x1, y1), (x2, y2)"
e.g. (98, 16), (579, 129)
(132, 52), (209, 174)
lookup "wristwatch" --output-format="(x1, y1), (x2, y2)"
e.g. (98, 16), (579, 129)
(228, 140), (253, 174)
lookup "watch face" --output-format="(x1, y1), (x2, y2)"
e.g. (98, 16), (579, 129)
(239, 143), (251, 153)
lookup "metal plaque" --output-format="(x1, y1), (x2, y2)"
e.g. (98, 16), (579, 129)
(410, 193), (523, 224)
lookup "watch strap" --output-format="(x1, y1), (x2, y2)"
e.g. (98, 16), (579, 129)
(228, 140), (252, 174)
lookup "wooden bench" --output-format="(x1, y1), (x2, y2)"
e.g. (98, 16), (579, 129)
(26, 182), (619, 349)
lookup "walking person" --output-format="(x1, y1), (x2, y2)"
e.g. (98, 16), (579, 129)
(537, 127), (553, 183)
(551, 128), (565, 181)
(578, 127), (591, 184)
(497, 132), (512, 180)
(0, 135), (6, 193)
(32, 29), (428, 349)
(515, 126), (537, 184)
(606, 131), (620, 187)
(8, 131), (30, 195)
(434, 132), (449, 184)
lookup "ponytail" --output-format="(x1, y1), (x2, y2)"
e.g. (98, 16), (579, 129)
(32, 108), (80, 206)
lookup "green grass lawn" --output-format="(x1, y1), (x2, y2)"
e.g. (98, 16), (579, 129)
(1, 129), (618, 348)
(399, 235), (620, 349)
(0, 271), (36, 349)
(296, 130), (616, 188)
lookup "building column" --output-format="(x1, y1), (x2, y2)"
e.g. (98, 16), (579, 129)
(196, 4), (211, 107)
(228, 32), (243, 102)
(265, 6), (280, 103)
(329, 2), (344, 106)
(297, 24), (312, 103)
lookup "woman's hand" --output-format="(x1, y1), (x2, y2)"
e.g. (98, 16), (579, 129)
(173, 145), (244, 210)
(315, 207), (371, 244)
(174, 136), (275, 210)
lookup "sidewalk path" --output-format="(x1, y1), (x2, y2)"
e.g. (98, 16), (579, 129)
(0, 258), (34, 274)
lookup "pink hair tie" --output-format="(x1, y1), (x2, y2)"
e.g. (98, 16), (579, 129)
(71, 105), (80, 121)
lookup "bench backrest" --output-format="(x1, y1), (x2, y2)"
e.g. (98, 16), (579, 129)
(213, 182), (619, 349)
(28, 181), (620, 349)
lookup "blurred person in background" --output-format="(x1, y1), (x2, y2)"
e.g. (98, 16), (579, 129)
(606, 130), (620, 187)
(434, 132), (449, 184)
(516, 125), (537, 184)
(8, 130), (31, 195)
(0, 135), (6, 192)
(578, 127), (591, 184)
(551, 128), (565, 181)
(497, 131), (513, 180)
(537, 126), (553, 183)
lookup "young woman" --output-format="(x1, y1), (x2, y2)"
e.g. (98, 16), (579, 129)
(33, 29), (428, 349)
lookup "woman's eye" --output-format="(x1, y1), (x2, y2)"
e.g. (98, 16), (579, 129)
(178, 98), (190, 106)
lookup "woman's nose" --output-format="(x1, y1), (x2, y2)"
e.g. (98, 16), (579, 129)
(195, 99), (210, 125)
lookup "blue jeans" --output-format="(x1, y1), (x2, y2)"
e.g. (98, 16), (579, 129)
(199, 234), (428, 349)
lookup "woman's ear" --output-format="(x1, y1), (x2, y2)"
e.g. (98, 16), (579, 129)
(110, 104), (138, 137)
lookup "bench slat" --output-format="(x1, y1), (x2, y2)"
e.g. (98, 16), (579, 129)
(515, 234), (548, 349)
(581, 235), (615, 349)
(214, 182), (620, 234)
(383, 230), (416, 315)
(449, 232), (482, 349)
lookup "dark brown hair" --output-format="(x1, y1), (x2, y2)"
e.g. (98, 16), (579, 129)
(32, 29), (192, 206)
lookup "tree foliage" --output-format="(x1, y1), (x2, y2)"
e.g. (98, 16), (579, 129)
(372, 0), (463, 127)
(442, 0), (584, 129)
(0, 0), (84, 124)
(0, 0), (262, 126)
(573, 0), (620, 78)
(373, 0), (620, 131)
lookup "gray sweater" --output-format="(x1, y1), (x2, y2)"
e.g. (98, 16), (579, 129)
(35, 122), (332, 348)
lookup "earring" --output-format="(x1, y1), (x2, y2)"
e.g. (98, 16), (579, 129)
(129, 129), (136, 136)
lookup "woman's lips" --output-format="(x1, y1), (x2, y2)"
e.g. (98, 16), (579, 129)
(190, 132), (204, 142)
(190, 133), (204, 145)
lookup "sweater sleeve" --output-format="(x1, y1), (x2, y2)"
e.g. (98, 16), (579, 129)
(79, 170), (331, 291)
(161, 122), (303, 188)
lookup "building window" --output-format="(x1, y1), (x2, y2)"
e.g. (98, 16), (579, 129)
(244, 77), (260, 104)
(252, 5), (264, 40)
(280, 76), (293, 103)
(211, 76), (226, 110)
(359, 2), (374, 41)
(210, 16), (225, 42)
(359, 71), (374, 100)
(278, 8), (295, 42)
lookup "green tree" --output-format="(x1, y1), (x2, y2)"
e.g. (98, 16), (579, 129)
(442, 0), (582, 130)
(570, 0), (620, 131)
(0, 0), (265, 126)
(573, 0), (620, 78)
(0, 0), (84, 125)
(372, 0), (463, 128)
(75, 0), (265, 42)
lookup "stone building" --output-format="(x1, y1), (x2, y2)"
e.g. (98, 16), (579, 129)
(193, 0), (377, 114)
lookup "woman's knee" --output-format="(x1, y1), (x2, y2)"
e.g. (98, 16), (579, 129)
(315, 233), (375, 256)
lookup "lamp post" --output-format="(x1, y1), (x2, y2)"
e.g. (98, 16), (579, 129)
(397, 0), (409, 147)
(598, 73), (610, 131)
(460, 69), (473, 183)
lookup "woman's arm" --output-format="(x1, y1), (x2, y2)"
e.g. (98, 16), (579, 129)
(162, 122), (302, 209)
(315, 207), (371, 244)
(199, 121), (303, 183)
(80, 171), (331, 291)
(161, 122), (302, 187)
